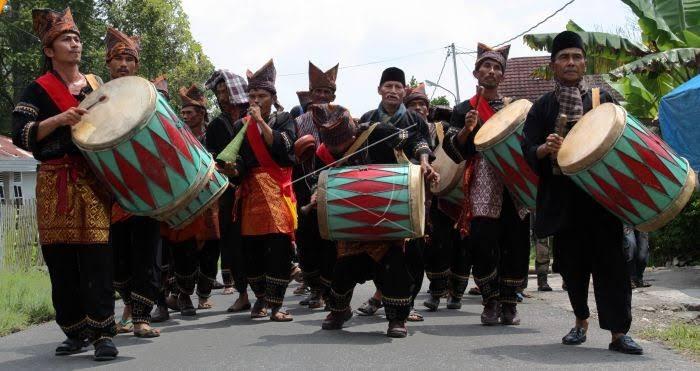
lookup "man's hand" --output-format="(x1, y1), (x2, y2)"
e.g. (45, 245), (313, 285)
(217, 161), (238, 177)
(420, 158), (440, 184)
(247, 104), (265, 125)
(57, 107), (88, 127)
(536, 133), (564, 159)
(457, 109), (479, 145)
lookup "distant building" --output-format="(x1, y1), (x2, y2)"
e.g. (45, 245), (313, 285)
(500, 56), (624, 102)
(0, 135), (38, 205)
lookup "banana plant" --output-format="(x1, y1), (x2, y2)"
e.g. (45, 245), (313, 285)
(522, 0), (700, 119)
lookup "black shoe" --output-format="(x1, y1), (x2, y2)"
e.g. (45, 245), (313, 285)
(386, 320), (408, 338)
(213, 280), (225, 290)
(446, 296), (462, 310)
(178, 294), (196, 316)
(480, 299), (500, 326)
(500, 303), (521, 325)
(609, 335), (644, 355)
(537, 274), (553, 291)
(321, 309), (352, 330)
(151, 305), (170, 323)
(93, 338), (118, 361)
(299, 292), (312, 306)
(55, 338), (87, 356)
(423, 296), (440, 311)
(562, 327), (587, 345)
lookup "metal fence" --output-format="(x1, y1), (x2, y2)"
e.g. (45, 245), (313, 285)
(0, 199), (42, 271)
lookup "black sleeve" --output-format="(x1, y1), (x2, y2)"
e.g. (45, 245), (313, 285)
(12, 82), (43, 152)
(268, 112), (297, 167)
(449, 100), (469, 129)
(521, 97), (551, 176)
(442, 101), (476, 163)
(403, 112), (433, 161)
(205, 117), (233, 157)
(359, 110), (374, 124)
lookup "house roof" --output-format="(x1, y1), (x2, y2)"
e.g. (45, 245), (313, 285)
(0, 135), (38, 172)
(500, 56), (624, 102)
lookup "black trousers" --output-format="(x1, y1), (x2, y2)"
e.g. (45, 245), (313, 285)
(554, 194), (631, 334)
(218, 188), (247, 292)
(425, 206), (473, 299)
(328, 246), (413, 321)
(42, 244), (116, 342)
(297, 210), (336, 295)
(170, 238), (220, 298)
(112, 216), (160, 324)
(404, 238), (425, 307)
(470, 192), (530, 304)
(243, 234), (292, 308)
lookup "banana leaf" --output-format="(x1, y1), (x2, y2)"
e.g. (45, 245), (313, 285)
(217, 117), (250, 163)
(622, 0), (700, 50)
(609, 48), (700, 77)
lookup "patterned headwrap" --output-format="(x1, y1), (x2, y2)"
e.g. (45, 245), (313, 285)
(309, 62), (339, 91)
(205, 69), (248, 105)
(296, 91), (312, 107)
(179, 84), (207, 109)
(32, 7), (80, 47)
(475, 42), (510, 71)
(105, 27), (140, 62)
(310, 104), (357, 147)
(404, 82), (429, 105)
(151, 75), (169, 100)
(246, 59), (276, 95)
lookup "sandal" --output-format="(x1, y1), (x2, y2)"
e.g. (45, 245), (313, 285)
(116, 318), (133, 334)
(222, 287), (235, 295)
(357, 297), (382, 316)
(250, 299), (268, 318)
(227, 296), (252, 312)
(198, 298), (213, 309)
(407, 309), (424, 322)
(270, 307), (293, 322)
(134, 327), (161, 338)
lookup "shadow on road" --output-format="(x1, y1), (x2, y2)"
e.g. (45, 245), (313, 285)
(471, 343), (654, 365)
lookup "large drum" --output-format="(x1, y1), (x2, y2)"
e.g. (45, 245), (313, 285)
(317, 164), (425, 241)
(558, 103), (696, 232)
(429, 122), (466, 196)
(72, 76), (228, 228)
(474, 99), (539, 209)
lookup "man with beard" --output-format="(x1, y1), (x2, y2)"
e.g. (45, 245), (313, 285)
(12, 7), (117, 360)
(204, 69), (251, 312)
(443, 43), (531, 326)
(294, 62), (339, 310)
(521, 31), (642, 354)
(104, 27), (161, 338)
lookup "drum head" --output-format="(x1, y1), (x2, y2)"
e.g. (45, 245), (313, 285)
(558, 103), (626, 174)
(73, 76), (157, 151)
(474, 99), (532, 150)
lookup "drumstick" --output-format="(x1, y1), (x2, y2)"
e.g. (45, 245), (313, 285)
(552, 114), (567, 175)
(84, 95), (108, 111)
(473, 86), (485, 128)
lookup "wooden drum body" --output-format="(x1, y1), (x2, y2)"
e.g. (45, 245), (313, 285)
(558, 103), (696, 232)
(317, 164), (425, 241)
(72, 76), (228, 228)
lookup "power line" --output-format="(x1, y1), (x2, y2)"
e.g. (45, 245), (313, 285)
(278, 47), (445, 77)
(493, 0), (576, 47)
(430, 51), (450, 100)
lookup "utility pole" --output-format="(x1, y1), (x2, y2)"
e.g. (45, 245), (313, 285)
(450, 43), (461, 104)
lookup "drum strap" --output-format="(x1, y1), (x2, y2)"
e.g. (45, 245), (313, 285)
(592, 88), (600, 108)
(85, 74), (101, 90)
(333, 123), (380, 167)
(436, 122), (445, 144)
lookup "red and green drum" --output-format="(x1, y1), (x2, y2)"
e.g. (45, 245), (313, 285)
(72, 76), (228, 228)
(317, 164), (425, 241)
(558, 103), (696, 232)
(474, 99), (539, 209)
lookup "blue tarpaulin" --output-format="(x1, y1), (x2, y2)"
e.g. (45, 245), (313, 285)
(659, 75), (700, 171)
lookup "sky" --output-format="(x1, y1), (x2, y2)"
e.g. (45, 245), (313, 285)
(181, 0), (636, 115)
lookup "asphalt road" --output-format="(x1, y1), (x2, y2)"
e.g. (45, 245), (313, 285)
(0, 277), (696, 370)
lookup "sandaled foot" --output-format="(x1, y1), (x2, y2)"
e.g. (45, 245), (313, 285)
(134, 325), (161, 338)
(228, 296), (252, 312)
(222, 287), (235, 295)
(407, 309), (424, 322)
(198, 297), (214, 309)
(357, 297), (382, 316)
(116, 318), (133, 334)
(250, 299), (268, 318)
(270, 307), (293, 322)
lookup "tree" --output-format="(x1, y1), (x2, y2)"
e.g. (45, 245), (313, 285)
(408, 75), (419, 88)
(430, 96), (450, 107)
(0, 0), (214, 135)
(523, 0), (700, 119)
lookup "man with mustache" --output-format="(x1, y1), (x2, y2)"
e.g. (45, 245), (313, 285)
(104, 27), (162, 339)
(521, 31), (642, 354)
(12, 7), (117, 361)
(443, 43), (531, 326)
(293, 62), (340, 310)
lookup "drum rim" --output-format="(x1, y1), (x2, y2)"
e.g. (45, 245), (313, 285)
(73, 76), (157, 151)
(317, 170), (330, 240)
(408, 163), (426, 239)
(559, 103), (627, 175)
(429, 144), (466, 196)
(474, 99), (532, 151)
(636, 162), (696, 232)
(167, 168), (230, 229)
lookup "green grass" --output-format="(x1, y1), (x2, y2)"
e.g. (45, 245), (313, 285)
(641, 322), (700, 358)
(0, 269), (54, 336)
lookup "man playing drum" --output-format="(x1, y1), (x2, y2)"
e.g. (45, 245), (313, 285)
(12, 7), (118, 361)
(205, 70), (251, 311)
(104, 27), (162, 339)
(224, 59), (298, 322)
(294, 62), (340, 310)
(444, 43), (531, 326)
(521, 30), (642, 354)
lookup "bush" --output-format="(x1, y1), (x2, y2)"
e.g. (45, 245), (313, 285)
(0, 269), (54, 336)
(650, 193), (700, 265)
